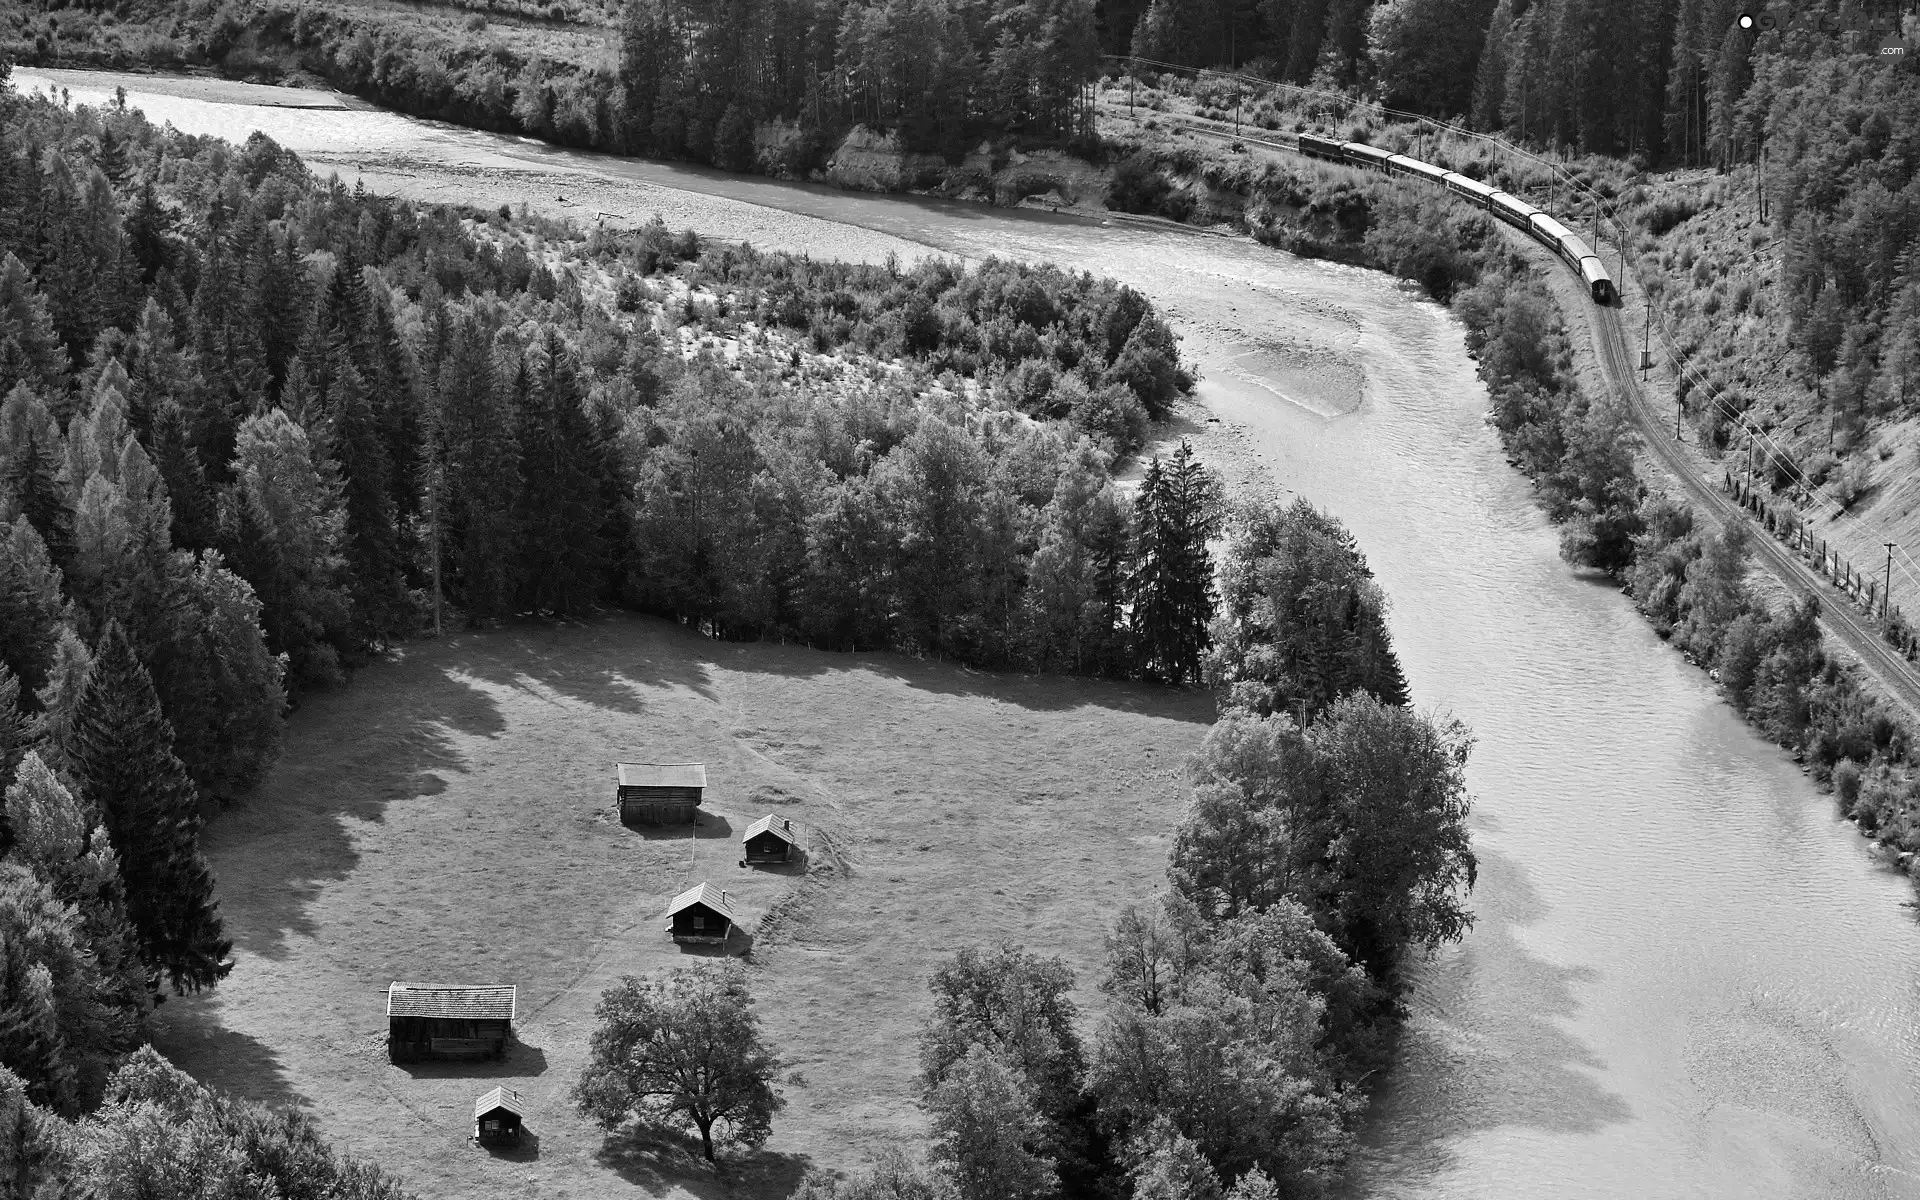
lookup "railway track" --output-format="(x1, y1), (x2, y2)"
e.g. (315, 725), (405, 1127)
(1101, 96), (1920, 719)
(1585, 301), (1920, 722)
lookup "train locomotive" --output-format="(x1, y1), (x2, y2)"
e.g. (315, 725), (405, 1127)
(1294, 133), (1617, 305)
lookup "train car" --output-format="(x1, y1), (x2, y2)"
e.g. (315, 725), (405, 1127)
(1343, 143), (1394, 170)
(1388, 155), (1452, 186)
(1487, 192), (1536, 231)
(1441, 171), (1497, 207)
(1579, 256), (1616, 304)
(1297, 133), (1345, 161)
(1527, 212), (1579, 265)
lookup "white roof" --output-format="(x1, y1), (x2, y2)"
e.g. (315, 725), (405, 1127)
(666, 882), (737, 921)
(742, 814), (797, 845)
(616, 763), (707, 788)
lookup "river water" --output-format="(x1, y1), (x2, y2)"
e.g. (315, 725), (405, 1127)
(21, 67), (1920, 1200)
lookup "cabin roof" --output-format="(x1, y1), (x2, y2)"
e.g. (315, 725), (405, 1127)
(386, 983), (517, 1021)
(742, 814), (796, 845)
(666, 882), (737, 921)
(616, 763), (708, 789)
(474, 1087), (523, 1119)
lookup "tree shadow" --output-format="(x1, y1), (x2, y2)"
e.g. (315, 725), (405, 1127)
(1341, 845), (1633, 1194)
(593, 1123), (808, 1199)
(440, 613), (718, 710)
(146, 998), (309, 1113)
(203, 661), (505, 962)
(395, 1038), (549, 1081)
(714, 635), (1221, 723)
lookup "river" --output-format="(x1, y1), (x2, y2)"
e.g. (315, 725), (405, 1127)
(19, 66), (1920, 1200)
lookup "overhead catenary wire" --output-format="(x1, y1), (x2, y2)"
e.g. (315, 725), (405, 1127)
(1101, 57), (1920, 613)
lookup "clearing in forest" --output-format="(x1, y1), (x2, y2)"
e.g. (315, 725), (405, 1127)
(149, 613), (1212, 1199)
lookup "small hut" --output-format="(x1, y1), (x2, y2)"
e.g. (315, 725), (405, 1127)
(666, 882), (737, 944)
(473, 1087), (523, 1144)
(386, 983), (516, 1063)
(741, 814), (797, 865)
(615, 763), (707, 824)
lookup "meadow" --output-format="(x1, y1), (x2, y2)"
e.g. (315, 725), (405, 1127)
(148, 613), (1215, 1198)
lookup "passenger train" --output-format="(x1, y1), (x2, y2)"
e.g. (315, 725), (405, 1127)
(1295, 132), (1618, 305)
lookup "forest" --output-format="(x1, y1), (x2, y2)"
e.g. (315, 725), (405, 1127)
(0, 60), (1277, 1191)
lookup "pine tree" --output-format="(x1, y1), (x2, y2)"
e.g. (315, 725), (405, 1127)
(123, 174), (176, 287)
(0, 666), (33, 801)
(1470, 0), (1515, 132)
(1130, 442), (1222, 685)
(64, 622), (232, 995)
(148, 399), (214, 552)
(0, 518), (66, 701)
(3, 750), (147, 1099)
(33, 626), (91, 776)
(328, 352), (409, 645)
(0, 387), (72, 570)
(514, 332), (608, 615)
(0, 258), (69, 408)
(436, 315), (521, 620)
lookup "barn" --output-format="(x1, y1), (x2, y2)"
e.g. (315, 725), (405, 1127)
(741, 814), (797, 865)
(386, 983), (516, 1063)
(473, 1087), (523, 1144)
(615, 762), (707, 824)
(666, 882), (737, 944)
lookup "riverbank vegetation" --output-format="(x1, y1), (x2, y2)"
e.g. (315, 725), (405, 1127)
(797, 497), (1475, 1199)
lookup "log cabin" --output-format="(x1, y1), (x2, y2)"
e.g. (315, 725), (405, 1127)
(741, 814), (796, 865)
(615, 762), (707, 824)
(666, 882), (737, 944)
(386, 983), (516, 1063)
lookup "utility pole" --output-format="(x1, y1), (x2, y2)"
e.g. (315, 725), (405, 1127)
(1887, 543), (1899, 622)
(1642, 293), (1652, 376)
(1129, 63), (1135, 116)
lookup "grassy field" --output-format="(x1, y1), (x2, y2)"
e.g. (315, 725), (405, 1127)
(148, 613), (1214, 1198)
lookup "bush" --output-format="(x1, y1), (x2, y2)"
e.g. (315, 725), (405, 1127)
(1108, 151), (1171, 215)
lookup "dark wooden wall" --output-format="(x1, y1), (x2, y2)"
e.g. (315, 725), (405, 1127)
(389, 1016), (510, 1062)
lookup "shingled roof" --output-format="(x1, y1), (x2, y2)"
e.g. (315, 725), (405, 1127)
(666, 882), (737, 921)
(386, 983), (517, 1021)
(474, 1087), (522, 1119)
(616, 763), (707, 789)
(742, 814), (796, 845)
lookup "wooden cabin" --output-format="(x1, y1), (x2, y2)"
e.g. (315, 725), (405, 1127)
(473, 1087), (523, 1144)
(666, 882), (737, 945)
(741, 814), (797, 865)
(615, 763), (707, 824)
(386, 983), (516, 1063)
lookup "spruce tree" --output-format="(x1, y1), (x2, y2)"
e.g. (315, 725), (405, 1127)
(515, 333), (608, 615)
(0, 666), (32, 800)
(148, 399), (214, 552)
(0, 386), (72, 569)
(0, 518), (66, 700)
(33, 626), (91, 776)
(436, 316), (521, 620)
(1130, 441), (1222, 685)
(64, 622), (232, 995)
(328, 351), (409, 645)
(3, 750), (148, 1092)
